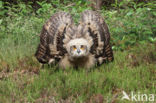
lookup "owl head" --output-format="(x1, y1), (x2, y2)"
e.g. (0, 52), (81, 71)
(66, 38), (90, 60)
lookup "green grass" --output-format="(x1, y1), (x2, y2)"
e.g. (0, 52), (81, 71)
(0, 46), (155, 102)
(0, 1), (156, 102)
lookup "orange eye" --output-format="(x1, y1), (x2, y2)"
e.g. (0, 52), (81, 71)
(73, 46), (77, 50)
(80, 45), (84, 50)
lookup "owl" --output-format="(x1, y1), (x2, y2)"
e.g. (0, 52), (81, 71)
(35, 10), (114, 69)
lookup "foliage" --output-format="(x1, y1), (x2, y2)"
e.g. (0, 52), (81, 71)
(0, 0), (155, 50)
(104, 7), (156, 50)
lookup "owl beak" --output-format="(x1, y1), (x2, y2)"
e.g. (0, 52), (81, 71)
(77, 49), (81, 54)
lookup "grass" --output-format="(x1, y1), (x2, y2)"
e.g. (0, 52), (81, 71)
(0, 2), (156, 102)
(0, 45), (155, 102)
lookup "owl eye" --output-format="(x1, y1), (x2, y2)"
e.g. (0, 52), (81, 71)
(73, 45), (77, 50)
(80, 45), (84, 50)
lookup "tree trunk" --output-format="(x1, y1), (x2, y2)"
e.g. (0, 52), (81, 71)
(89, 0), (103, 10)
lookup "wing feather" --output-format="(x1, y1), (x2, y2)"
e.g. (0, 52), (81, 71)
(35, 11), (74, 64)
(79, 10), (114, 64)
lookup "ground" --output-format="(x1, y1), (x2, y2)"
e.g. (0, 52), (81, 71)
(0, 42), (155, 102)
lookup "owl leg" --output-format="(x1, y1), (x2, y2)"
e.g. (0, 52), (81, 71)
(97, 57), (107, 66)
(58, 55), (73, 69)
(48, 58), (55, 64)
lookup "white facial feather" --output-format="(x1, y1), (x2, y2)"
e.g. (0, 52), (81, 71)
(66, 38), (91, 59)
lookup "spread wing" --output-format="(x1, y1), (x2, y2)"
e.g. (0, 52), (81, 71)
(35, 11), (74, 64)
(79, 10), (114, 65)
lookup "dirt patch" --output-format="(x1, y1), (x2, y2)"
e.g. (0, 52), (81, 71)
(88, 94), (104, 103)
(16, 56), (41, 74)
(126, 43), (156, 67)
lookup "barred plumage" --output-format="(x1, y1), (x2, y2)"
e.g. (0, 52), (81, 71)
(79, 10), (114, 65)
(35, 11), (74, 64)
(35, 10), (114, 69)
